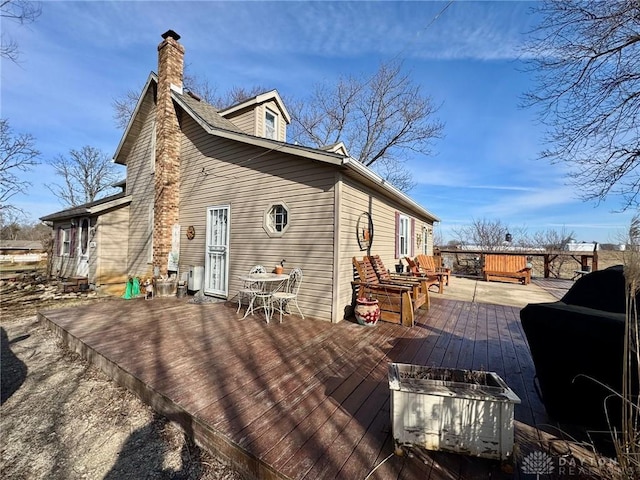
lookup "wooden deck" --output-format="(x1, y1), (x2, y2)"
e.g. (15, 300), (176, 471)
(532, 277), (573, 300)
(37, 289), (603, 479)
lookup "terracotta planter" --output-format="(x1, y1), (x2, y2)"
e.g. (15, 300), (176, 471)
(355, 297), (380, 326)
(274, 266), (283, 275)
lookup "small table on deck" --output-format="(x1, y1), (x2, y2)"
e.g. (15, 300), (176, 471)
(238, 273), (289, 323)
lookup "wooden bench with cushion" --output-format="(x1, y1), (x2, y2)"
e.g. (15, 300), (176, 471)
(352, 257), (416, 327)
(482, 254), (531, 285)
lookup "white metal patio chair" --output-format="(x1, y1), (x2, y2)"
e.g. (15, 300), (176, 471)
(272, 268), (304, 323)
(237, 265), (267, 315)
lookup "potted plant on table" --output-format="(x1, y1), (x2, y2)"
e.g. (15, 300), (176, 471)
(274, 259), (285, 275)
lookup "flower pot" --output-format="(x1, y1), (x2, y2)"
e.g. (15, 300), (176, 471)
(274, 266), (283, 275)
(354, 297), (380, 326)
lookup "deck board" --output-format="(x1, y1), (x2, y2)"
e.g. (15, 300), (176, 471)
(37, 290), (597, 480)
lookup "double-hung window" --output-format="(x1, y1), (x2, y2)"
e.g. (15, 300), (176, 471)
(423, 226), (431, 254)
(265, 109), (277, 139)
(398, 215), (410, 257)
(395, 212), (415, 259)
(60, 228), (71, 256)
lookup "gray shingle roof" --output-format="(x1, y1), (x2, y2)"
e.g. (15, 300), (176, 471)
(176, 92), (245, 133)
(40, 192), (128, 222)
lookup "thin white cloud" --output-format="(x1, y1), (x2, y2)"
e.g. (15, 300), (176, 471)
(466, 185), (537, 192)
(479, 185), (576, 216)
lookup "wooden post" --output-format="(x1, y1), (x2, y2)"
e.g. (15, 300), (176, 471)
(544, 254), (550, 278)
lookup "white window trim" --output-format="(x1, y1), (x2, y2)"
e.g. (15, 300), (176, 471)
(61, 228), (71, 256)
(423, 226), (430, 255)
(398, 215), (410, 257)
(264, 108), (277, 140)
(263, 202), (290, 238)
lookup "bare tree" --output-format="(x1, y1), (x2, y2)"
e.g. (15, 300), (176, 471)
(0, 118), (40, 213)
(522, 0), (640, 210)
(531, 227), (575, 251)
(214, 84), (270, 110)
(1, 0), (42, 62)
(452, 218), (511, 251)
(530, 226), (576, 276)
(289, 60), (443, 191)
(46, 146), (121, 207)
(0, 213), (50, 242)
(112, 89), (141, 130)
(0, 209), (23, 239)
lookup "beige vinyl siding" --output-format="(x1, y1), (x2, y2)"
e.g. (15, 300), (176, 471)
(51, 222), (76, 279)
(124, 95), (156, 279)
(179, 115), (336, 321)
(224, 101), (287, 141)
(223, 107), (256, 136)
(96, 206), (130, 286)
(87, 217), (98, 282)
(336, 177), (434, 319)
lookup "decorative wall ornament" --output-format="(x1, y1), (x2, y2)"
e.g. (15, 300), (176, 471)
(186, 225), (196, 240)
(356, 212), (374, 251)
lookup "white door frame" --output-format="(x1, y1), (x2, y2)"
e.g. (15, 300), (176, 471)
(204, 205), (230, 297)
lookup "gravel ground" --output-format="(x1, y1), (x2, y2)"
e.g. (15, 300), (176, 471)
(1, 275), (245, 480)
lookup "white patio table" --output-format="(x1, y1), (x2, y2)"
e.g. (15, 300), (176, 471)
(238, 272), (289, 323)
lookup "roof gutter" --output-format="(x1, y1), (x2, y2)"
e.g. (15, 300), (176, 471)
(342, 157), (440, 223)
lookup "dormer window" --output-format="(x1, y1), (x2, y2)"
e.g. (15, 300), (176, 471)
(265, 109), (277, 139)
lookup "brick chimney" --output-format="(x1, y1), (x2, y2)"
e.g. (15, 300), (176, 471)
(154, 30), (184, 276)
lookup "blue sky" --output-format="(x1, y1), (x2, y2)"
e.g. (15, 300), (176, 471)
(1, 0), (635, 244)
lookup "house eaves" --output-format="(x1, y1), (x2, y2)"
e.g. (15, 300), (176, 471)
(342, 157), (440, 223)
(40, 193), (131, 222)
(218, 89), (292, 124)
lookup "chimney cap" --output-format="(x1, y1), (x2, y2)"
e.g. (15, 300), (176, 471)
(161, 30), (181, 41)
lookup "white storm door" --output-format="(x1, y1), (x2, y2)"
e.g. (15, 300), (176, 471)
(77, 218), (90, 277)
(204, 205), (230, 297)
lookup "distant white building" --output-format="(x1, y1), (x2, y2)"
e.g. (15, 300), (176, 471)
(564, 242), (600, 252)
